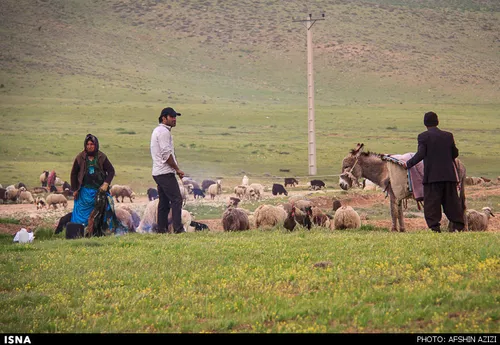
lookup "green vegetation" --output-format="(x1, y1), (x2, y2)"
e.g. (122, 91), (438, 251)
(0, 0), (499, 191)
(0, 229), (498, 333)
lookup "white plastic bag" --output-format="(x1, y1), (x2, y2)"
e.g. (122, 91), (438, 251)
(13, 228), (34, 243)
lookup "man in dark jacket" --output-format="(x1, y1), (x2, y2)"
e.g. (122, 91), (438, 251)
(404, 112), (464, 233)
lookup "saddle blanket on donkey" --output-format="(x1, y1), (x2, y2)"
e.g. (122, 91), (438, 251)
(381, 153), (424, 202)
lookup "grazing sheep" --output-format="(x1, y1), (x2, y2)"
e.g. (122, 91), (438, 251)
(234, 185), (247, 199)
(46, 193), (68, 209)
(333, 206), (361, 230)
(311, 206), (330, 227)
(242, 175), (249, 186)
(222, 206), (250, 231)
(309, 179), (326, 190)
(110, 185), (136, 203)
(18, 191), (35, 204)
(465, 176), (484, 186)
(15, 182), (27, 190)
(272, 183), (288, 196)
(207, 180), (222, 200)
(332, 199), (342, 211)
(254, 204), (287, 229)
(294, 199), (314, 212)
(466, 207), (495, 231)
(36, 197), (47, 210)
(192, 188), (205, 199)
(228, 197), (241, 207)
(247, 183), (264, 200)
(284, 177), (299, 187)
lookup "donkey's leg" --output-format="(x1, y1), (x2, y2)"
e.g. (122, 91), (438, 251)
(388, 191), (399, 232)
(397, 201), (405, 232)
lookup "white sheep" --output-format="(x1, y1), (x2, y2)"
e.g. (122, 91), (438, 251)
(234, 185), (247, 199)
(242, 175), (249, 186)
(466, 207), (495, 231)
(254, 204), (287, 229)
(169, 209), (192, 233)
(207, 180), (222, 200)
(18, 191), (35, 204)
(46, 194), (68, 209)
(5, 188), (20, 202)
(248, 183), (264, 200)
(332, 206), (361, 230)
(110, 184), (136, 203)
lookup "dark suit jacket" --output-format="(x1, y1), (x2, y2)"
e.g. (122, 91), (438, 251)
(406, 127), (459, 184)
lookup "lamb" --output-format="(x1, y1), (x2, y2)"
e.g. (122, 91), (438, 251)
(222, 206), (250, 231)
(284, 177), (299, 187)
(253, 204), (287, 229)
(192, 188), (205, 199)
(190, 220), (209, 231)
(207, 180), (222, 200)
(332, 206), (361, 230)
(466, 207), (495, 231)
(234, 185), (247, 199)
(110, 184), (136, 203)
(46, 193), (68, 209)
(18, 190), (35, 204)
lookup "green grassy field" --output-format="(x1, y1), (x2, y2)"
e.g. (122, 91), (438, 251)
(0, 229), (498, 333)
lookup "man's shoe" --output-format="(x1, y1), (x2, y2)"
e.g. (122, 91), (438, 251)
(430, 227), (441, 233)
(174, 229), (186, 234)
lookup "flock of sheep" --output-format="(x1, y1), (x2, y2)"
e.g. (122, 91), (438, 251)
(0, 171), (497, 234)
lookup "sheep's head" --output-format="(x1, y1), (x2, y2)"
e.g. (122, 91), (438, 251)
(482, 207), (495, 218)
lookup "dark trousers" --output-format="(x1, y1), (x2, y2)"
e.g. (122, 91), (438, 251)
(153, 173), (183, 233)
(424, 181), (464, 231)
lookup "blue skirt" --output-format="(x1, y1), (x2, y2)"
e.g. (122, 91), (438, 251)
(71, 187), (111, 227)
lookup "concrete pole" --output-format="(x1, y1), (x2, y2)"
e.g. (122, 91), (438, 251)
(306, 14), (317, 176)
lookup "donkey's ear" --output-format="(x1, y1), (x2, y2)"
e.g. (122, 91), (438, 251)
(353, 143), (364, 155)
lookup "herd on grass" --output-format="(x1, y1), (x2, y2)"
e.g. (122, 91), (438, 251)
(0, 144), (497, 234)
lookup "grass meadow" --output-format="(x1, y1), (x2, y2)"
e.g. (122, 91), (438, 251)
(1, 228), (499, 333)
(1, 0), (499, 334)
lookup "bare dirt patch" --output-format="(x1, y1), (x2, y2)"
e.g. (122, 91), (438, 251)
(1, 183), (499, 235)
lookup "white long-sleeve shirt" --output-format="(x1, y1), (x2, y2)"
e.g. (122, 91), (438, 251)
(150, 124), (177, 176)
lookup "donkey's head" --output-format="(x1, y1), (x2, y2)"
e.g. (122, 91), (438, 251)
(339, 143), (364, 190)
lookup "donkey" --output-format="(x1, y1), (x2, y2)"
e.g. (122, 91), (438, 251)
(339, 143), (467, 232)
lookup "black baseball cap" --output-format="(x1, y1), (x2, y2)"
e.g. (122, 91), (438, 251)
(161, 107), (181, 117)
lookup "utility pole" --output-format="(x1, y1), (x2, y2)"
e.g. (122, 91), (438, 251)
(293, 13), (324, 176)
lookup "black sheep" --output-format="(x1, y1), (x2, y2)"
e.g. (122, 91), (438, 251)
(272, 183), (288, 196)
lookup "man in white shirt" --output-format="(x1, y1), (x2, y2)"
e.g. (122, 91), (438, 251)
(150, 107), (186, 234)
